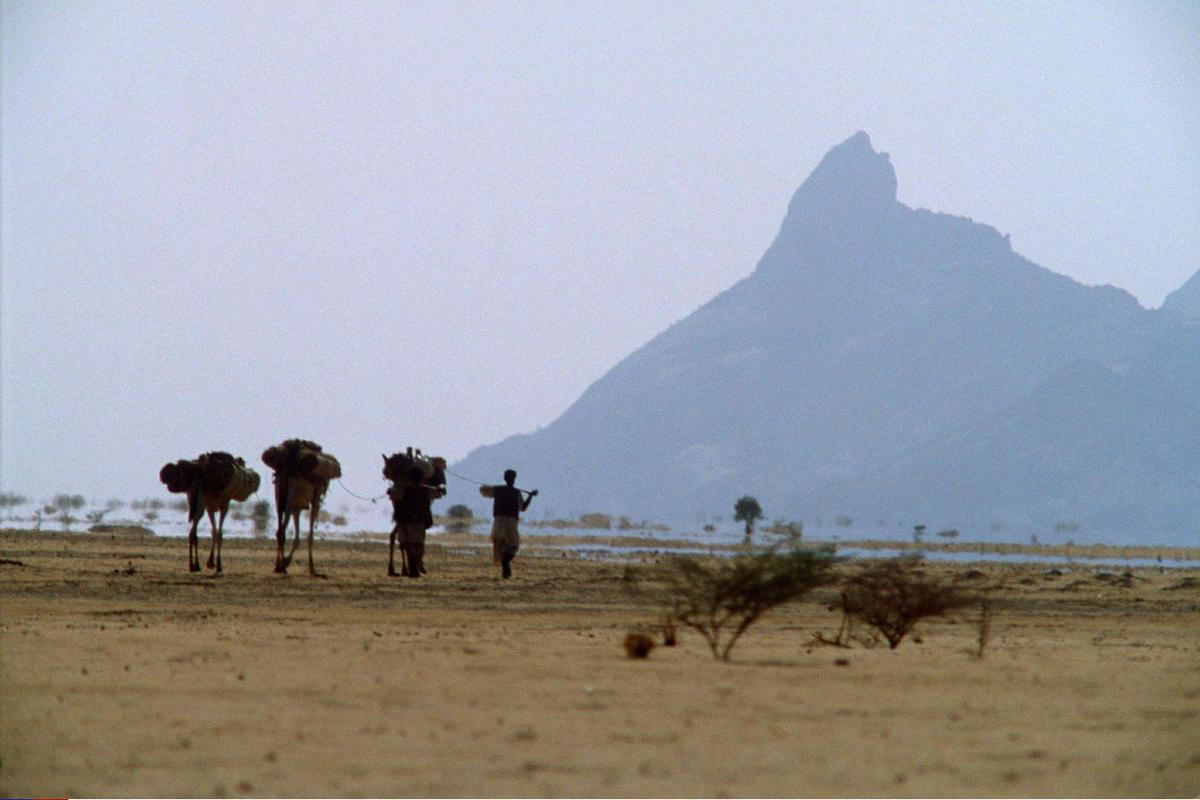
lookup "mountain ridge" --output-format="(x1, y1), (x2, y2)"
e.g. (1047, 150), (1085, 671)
(453, 133), (1200, 535)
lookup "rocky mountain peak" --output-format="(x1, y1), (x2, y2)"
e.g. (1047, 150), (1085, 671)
(782, 131), (898, 224)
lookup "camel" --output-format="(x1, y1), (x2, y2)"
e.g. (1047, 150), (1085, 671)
(159, 452), (260, 574)
(382, 449), (446, 576)
(262, 439), (341, 577)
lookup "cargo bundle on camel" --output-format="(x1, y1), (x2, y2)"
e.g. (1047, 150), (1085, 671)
(382, 448), (446, 577)
(159, 452), (260, 574)
(261, 439), (341, 577)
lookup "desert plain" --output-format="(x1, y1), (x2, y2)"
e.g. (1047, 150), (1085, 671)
(1, 527), (1198, 798)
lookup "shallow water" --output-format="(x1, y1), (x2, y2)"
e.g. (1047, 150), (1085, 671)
(529, 542), (1200, 570)
(8, 509), (1198, 569)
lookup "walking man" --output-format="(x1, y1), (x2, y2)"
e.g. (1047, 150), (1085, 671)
(479, 469), (536, 579)
(392, 464), (445, 578)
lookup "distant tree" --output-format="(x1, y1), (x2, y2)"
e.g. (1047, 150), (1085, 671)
(579, 513), (613, 530)
(52, 494), (85, 512)
(446, 504), (473, 533)
(767, 519), (804, 540)
(0, 493), (28, 509)
(734, 496), (763, 538)
(85, 507), (111, 524)
(912, 524), (927, 543)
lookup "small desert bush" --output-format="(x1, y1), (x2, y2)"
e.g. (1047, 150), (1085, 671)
(623, 633), (656, 659)
(250, 500), (271, 536)
(630, 543), (836, 661)
(839, 557), (969, 649)
(445, 504), (474, 532)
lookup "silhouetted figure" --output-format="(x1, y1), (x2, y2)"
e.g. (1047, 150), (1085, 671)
(391, 465), (445, 578)
(479, 469), (536, 579)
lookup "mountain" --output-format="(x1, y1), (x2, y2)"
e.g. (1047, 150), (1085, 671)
(1161, 270), (1200, 322)
(453, 132), (1200, 535)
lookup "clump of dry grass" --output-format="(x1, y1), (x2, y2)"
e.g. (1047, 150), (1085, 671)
(624, 633), (656, 659)
(661, 618), (677, 647)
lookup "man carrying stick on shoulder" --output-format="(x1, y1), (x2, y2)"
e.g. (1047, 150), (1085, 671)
(479, 469), (536, 579)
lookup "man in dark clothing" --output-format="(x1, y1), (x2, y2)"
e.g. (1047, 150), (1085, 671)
(392, 465), (445, 578)
(479, 469), (536, 579)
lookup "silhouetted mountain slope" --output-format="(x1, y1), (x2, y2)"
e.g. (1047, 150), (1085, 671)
(1162, 269), (1200, 322)
(454, 133), (1200, 534)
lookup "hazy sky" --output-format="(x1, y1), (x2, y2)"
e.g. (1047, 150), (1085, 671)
(3, 1), (1198, 503)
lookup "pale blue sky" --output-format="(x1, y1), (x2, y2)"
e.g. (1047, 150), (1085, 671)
(3, 1), (1198, 501)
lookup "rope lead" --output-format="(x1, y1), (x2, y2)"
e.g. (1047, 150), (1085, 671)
(336, 478), (386, 503)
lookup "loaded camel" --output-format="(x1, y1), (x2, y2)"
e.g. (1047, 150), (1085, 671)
(382, 449), (446, 577)
(159, 451), (260, 574)
(261, 439), (341, 577)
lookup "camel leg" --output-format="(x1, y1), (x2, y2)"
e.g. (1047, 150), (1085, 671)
(281, 511), (301, 569)
(307, 502), (326, 578)
(206, 507), (218, 569)
(188, 517), (201, 572)
(388, 526), (399, 576)
(274, 506), (288, 573)
(214, 500), (229, 574)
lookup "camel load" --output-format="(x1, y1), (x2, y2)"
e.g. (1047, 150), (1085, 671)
(262, 439), (342, 482)
(382, 447), (445, 486)
(159, 452), (260, 501)
(158, 451), (260, 574)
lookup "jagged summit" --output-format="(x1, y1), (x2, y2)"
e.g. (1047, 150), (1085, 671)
(757, 132), (904, 279)
(783, 131), (898, 221)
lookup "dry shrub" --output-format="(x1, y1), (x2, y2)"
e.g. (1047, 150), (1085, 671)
(630, 545), (836, 661)
(974, 596), (993, 658)
(624, 633), (656, 659)
(840, 557), (969, 649)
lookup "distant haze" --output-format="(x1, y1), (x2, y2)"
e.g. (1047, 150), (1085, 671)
(2, 2), (1198, 506)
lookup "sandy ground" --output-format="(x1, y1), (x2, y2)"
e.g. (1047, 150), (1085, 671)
(1, 528), (1198, 798)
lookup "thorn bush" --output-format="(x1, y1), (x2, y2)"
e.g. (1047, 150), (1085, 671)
(630, 543), (836, 661)
(840, 557), (969, 649)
